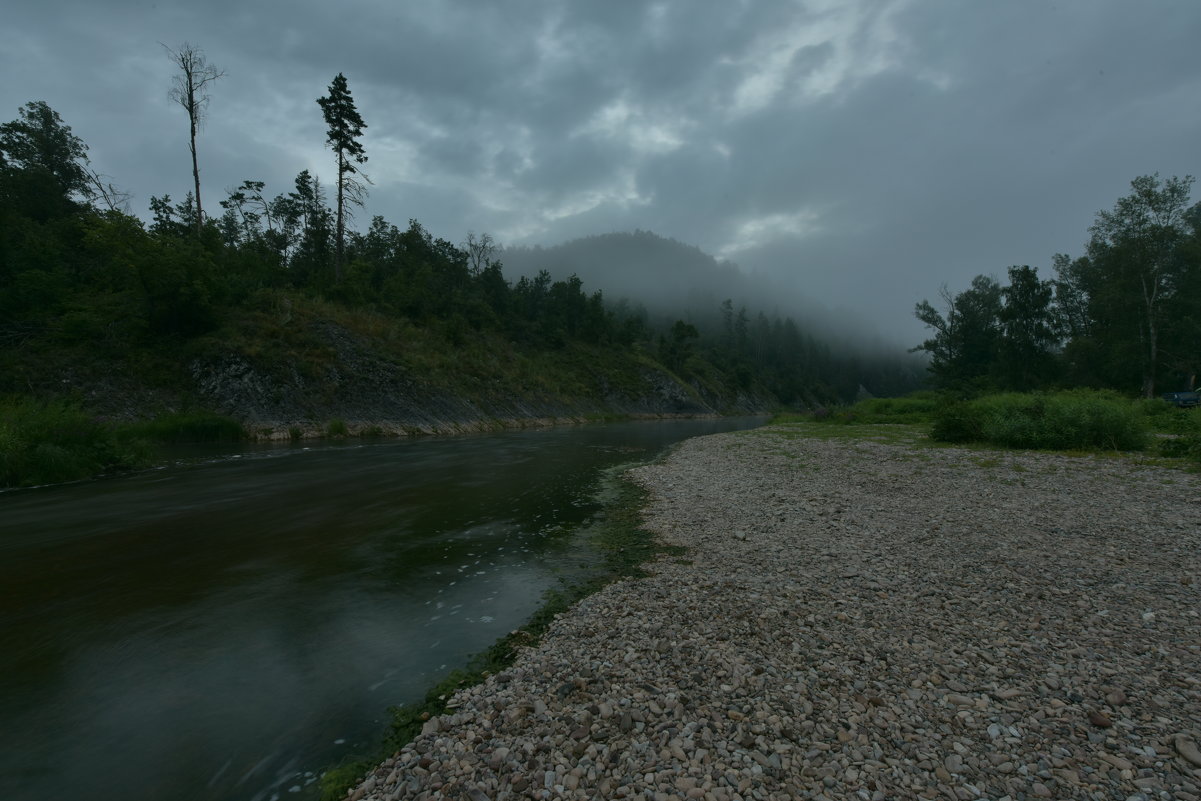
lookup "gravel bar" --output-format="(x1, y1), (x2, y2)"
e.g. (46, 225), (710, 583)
(347, 427), (1201, 801)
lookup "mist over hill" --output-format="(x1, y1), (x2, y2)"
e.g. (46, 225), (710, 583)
(503, 230), (915, 355)
(502, 231), (926, 400)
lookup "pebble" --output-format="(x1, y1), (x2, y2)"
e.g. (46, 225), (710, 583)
(345, 427), (1201, 801)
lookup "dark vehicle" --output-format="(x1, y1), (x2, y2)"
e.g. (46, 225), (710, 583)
(1163, 391), (1201, 408)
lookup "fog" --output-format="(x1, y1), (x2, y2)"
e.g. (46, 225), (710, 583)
(501, 230), (918, 357)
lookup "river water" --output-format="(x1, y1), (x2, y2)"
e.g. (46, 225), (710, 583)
(0, 417), (762, 801)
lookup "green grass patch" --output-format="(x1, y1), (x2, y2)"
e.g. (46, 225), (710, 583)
(1, 402), (254, 488)
(0, 397), (151, 487)
(1137, 398), (1201, 464)
(774, 391), (939, 427)
(319, 474), (675, 800)
(930, 390), (1149, 451)
(760, 419), (928, 447)
(118, 410), (245, 443)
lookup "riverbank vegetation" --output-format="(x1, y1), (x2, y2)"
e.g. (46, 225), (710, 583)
(888, 173), (1201, 463)
(0, 398), (247, 487)
(779, 389), (1201, 465)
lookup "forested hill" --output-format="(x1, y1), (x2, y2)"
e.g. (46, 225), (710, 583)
(0, 99), (921, 439)
(504, 231), (925, 399)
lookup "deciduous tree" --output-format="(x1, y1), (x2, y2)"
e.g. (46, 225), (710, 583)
(1080, 174), (1195, 397)
(0, 101), (92, 217)
(913, 275), (1002, 388)
(997, 266), (1059, 390)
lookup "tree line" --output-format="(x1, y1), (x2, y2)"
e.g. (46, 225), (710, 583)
(0, 47), (921, 406)
(914, 174), (1201, 397)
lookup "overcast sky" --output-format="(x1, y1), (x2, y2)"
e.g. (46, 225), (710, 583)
(4, 0), (1199, 345)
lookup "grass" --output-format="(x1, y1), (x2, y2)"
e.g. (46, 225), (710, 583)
(769, 388), (1201, 469)
(777, 391), (940, 427)
(0, 397), (151, 487)
(0, 399), (248, 488)
(119, 410), (246, 444)
(318, 472), (680, 800)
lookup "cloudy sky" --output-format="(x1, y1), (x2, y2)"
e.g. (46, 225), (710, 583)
(4, 0), (1199, 344)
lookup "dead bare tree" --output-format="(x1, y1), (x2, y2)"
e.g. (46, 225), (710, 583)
(85, 169), (132, 212)
(163, 42), (224, 237)
(463, 231), (500, 276)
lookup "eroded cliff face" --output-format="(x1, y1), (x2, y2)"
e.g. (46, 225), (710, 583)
(185, 320), (768, 437)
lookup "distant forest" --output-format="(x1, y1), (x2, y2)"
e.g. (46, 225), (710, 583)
(0, 59), (923, 410)
(913, 174), (1201, 397)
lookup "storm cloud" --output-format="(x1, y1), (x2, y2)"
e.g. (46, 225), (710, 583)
(3, 0), (1199, 344)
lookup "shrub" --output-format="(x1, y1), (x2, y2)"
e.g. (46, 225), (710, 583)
(1159, 434), (1201, 460)
(0, 397), (147, 487)
(929, 398), (986, 443)
(930, 390), (1149, 451)
(326, 418), (349, 438)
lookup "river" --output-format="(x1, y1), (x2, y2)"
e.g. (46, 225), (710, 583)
(0, 417), (763, 801)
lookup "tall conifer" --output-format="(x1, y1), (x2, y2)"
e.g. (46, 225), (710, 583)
(316, 73), (368, 282)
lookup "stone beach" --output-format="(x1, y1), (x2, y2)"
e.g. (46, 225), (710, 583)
(346, 425), (1201, 801)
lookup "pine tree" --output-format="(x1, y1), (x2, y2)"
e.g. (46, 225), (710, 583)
(316, 73), (368, 282)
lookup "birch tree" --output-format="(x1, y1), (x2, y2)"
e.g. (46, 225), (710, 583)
(1084, 174), (1194, 397)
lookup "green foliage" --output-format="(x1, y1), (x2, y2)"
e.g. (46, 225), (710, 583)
(838, 393), (940, 424)
(1071, 174), (1198, 397)
(913, 275), (1004, 389)
(317, 72), (368, 277)
(0, 100), (92, 209)
(930, 391), (1150, 451)
(0, 397), (148, 487)
(997, 266), (1059, 390)
(1146, 401), (1201, 462)
(774, 392), (939, 426)
(325, 418), (348, 438)
(119, 411), (245, 443)
(914, 175), (1201, 398)
(1158, 432), (1201, 461)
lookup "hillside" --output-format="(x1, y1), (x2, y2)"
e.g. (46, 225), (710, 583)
(4, 290), (771, 440)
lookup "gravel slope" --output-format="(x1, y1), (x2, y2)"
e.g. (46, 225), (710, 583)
(347, 427), (1201, 801)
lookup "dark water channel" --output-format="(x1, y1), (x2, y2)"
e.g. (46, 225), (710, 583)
(0, 417), (762, 801)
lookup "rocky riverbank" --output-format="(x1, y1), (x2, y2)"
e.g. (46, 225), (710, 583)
(345, 425), (1201, 801)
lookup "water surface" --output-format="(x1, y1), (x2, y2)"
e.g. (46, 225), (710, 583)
(0, 417), (762, 801)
